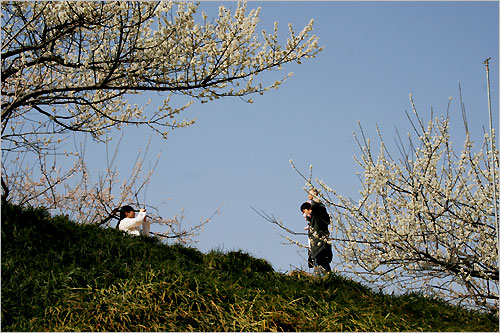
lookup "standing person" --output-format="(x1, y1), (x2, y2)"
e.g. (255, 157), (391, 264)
(117, 205), (150, 237)
(304, 188), (324, 268)
(300, 196), (332, 275)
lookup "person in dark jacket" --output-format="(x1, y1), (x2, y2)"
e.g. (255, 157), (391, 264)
(301, 199), (332, 274)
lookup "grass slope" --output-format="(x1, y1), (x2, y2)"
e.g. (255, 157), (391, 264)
(1, 202), (498, 332)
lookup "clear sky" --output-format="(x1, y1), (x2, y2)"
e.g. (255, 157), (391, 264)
(80, 1), (498, 273)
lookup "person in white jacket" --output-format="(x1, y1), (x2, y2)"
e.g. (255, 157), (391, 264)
(118, 205), (150, 236)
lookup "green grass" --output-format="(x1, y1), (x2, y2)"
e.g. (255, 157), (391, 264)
(1, 202), (498, 331)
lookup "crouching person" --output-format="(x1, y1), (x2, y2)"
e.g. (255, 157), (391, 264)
(118, 205), (150, 237)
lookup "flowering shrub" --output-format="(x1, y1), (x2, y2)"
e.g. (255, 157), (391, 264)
(291, 95), (498, 312)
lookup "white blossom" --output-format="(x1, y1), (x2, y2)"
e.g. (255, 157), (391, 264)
(289, 95), (499, 312)
(2, 1), (322, 155)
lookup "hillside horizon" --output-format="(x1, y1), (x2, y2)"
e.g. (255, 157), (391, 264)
(1, 202), (498, 331)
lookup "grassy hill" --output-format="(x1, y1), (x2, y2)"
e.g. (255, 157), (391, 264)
(1, 202), (498, 332)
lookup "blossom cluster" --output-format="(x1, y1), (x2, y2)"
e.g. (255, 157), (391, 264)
(2, 1), (321, 154)
(291, 98), (499, 312)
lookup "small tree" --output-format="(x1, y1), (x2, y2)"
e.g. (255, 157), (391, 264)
(1, 1), (321, 240)
(265, 93), (498, 312)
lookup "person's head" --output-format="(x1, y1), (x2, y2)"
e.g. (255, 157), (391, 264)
(120, 205), (136, 220)
(308, 188), (319, 201)
(300, 202), (312, 216)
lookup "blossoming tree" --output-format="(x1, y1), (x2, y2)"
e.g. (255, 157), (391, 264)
(1, 1), (321, 241)
(286, 94), (498, 312)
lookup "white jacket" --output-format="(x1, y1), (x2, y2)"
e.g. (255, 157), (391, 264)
(119, 211), (149, 236)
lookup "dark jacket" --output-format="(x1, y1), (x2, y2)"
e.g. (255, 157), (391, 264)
(308, 201), (332, 263)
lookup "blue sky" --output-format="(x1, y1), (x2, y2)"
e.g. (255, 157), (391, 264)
(82, 1), (498, 273)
